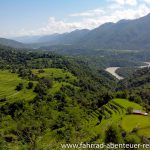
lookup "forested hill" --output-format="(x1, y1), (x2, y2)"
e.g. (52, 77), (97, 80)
(118, 67), (150, 105)
(28, 14), (150, 50)
(27, 13), (150, 51)
(76, 13), (150, 50)
(39, 13), (149, 51)
(0, 45), (150, 149)
(0, 38), (26, 48)
(38, 29), (90, 44)
(3, 13), (150, 51)
(119, 67), (150, 89)
(0, 45), (118, 149)
(0, 44), (116, 90)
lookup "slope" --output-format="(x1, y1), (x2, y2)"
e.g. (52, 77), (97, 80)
(0, 38), (26, 48)
(77, 13), (150, 50)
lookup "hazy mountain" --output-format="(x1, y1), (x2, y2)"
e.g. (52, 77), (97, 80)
(38, 13), (150, 51)
(11, 29), (90, 49)
(0, 38), (26, 48)
(37, 29), (90, 45)
(3, 13), (150, 51)
(37, 33), (61, 43)
(76, 13), (150, 50)
(13, 35), (42, 43)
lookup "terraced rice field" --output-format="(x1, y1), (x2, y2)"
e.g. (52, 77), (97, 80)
(121, 115), (150, 138)
(0, 70), (36, 102)
(1, 69), (149, 139)
(0, 68), (78, 103)
(113, 98), (142, 110)
(83, 98), (148, 141)
(32, 68), (77, 83)
(32, 68), (79, 94)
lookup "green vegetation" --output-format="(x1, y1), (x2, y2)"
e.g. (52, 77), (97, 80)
(116, 67), (138, 78)
(0, 70), (36, 102)
(113, 98), (142, 110)
(72, 98), (148, 144)
(121, 115), (150, 137)
(0, 45), (149, 149)
(118, 67), (150, 110)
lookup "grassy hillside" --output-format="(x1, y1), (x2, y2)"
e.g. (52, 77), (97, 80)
(0, 68), (78, 102)
(32, 68), (79, 94)
(0, 46), (113, 149)
(113, 98), (142, 110)
(0, 45), (149, 149)
(85, 98), (148, 140)
(122, 115), (150, 137)
(0, 70), (36, 102)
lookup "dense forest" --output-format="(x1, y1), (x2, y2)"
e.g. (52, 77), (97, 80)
(0, 45), (150, 149)
(118, 67), (150, 108)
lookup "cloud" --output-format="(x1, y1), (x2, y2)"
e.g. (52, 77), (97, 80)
(111, 0), (138, 6)
(144, 0), (150, 4)
(38, 17), (80, 34)
(69, 9), (105, 17)
(35, 4), (150, 35)
(2, 1), (150, 37)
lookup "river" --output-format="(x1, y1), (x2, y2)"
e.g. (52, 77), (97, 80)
(105, 62), (150, 80)
(105, 67), (123, 80)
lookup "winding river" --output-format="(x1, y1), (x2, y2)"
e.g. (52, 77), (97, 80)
(105, 67), (123, 80)
(105, 62), (150, 80)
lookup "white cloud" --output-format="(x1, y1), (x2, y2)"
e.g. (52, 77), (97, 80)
(112, 0), (138, 6)
(38, 17), (80, 34)
(70, 9), (105, 17)
(2, 1), (150, 37)
(32, 4), (150, 35)
(144, 0), (150, 4)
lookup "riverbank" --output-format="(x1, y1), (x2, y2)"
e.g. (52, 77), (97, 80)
(105, 67), (124, 80)
(105, 62), (150, 80)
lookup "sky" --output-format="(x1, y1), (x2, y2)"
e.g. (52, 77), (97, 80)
(0, 0), (150, 37)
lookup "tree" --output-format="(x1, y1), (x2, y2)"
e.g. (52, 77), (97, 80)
(27, 82), (33, 89)
(38, 69), (45, 73)
(34, 83), (47, 95)
(127, 107), (133, 114)
(105, 125), (124, 144)
(115, 91), (128, 99)
(129, 94), (142, 104)
(15, 83), (23, 91)
(40, 77), (53, 88)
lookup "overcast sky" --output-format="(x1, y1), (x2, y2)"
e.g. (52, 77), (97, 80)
(0, 0), (150, 37)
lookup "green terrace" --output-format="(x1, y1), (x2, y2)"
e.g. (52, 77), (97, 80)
(82, 98), (150, 142)
(0, 68), (79, 104)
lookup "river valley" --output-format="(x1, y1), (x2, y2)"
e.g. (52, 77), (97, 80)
(105, 62), (150, 80)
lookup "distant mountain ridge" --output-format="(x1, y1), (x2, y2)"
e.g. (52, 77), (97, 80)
(77, 13), (150, 50)
(1, 13), (150, 50)
(13, 35), (42, 43)
(0, 38), (26, 48)
(36, 13), (150, 50)
(37, 29), (90, 45)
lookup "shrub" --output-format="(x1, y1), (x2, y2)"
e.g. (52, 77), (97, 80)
(27, 82), (34, 89)
(127, 107), (133, 114)
(40, 77), (53, 88)
(34, 83), (47, 95)
(105, 125), (124, 144)
(15, 83), (23, 91)
(125, 134), (141, 144)
(38, 69), (45, 73)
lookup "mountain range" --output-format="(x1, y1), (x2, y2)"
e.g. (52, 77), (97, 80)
(0, 38), (26, 49)
(1, 13), (150, 50)
(78, 13), (150, 50)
